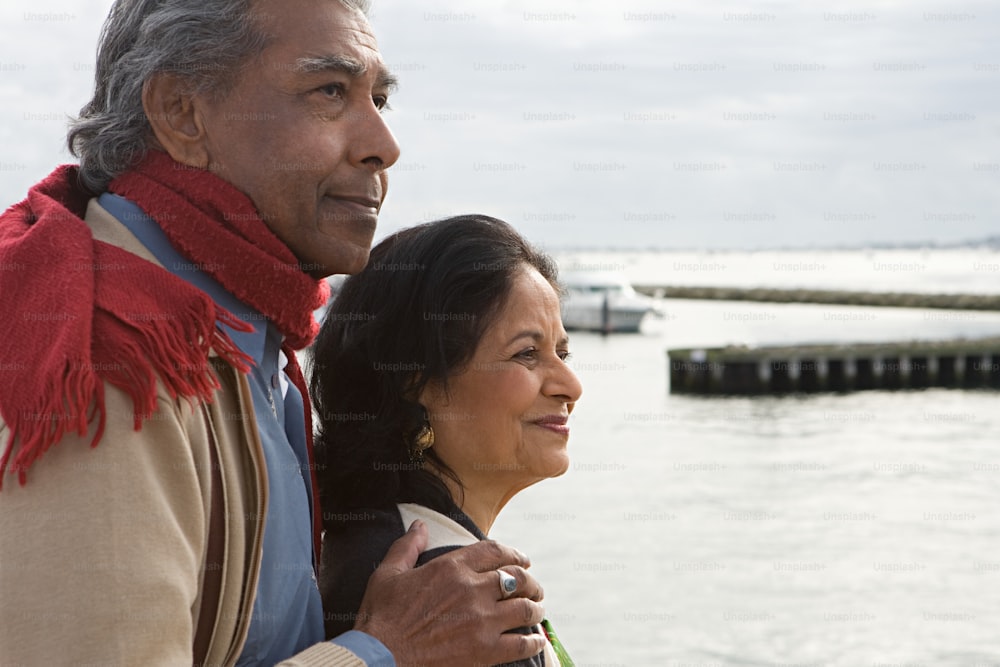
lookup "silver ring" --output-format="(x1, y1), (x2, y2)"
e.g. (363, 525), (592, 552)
(497, 569), (517, 599)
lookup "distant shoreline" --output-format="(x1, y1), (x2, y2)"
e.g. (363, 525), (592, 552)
(551, 241), (1000, 253)
(633, 285), (1000, 310)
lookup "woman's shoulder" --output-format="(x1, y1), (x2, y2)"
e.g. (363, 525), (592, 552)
(393, 501), (495, 567)
(321, 507), (405, 576)
(319, 507), (405, 638)
(319, 503), (476, 637)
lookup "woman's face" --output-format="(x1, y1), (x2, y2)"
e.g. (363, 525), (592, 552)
(420, 266), (583, 504)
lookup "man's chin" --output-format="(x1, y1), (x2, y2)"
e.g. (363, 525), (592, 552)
(302, 248), (372, 278)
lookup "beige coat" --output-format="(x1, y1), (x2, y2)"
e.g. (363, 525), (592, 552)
(0, 202), (363, 666)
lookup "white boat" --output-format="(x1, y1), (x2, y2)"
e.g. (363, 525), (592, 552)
(559, 272), (660, 333)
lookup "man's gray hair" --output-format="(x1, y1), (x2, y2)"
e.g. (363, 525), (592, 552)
(68, 0), (371, 193)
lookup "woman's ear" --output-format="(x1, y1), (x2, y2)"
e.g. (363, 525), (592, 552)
(416, 379), (450, 418)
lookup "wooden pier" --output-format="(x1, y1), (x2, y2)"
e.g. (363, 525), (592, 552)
(668, 337), (1000, 394)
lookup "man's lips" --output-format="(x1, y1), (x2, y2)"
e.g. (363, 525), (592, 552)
(331, 195), (381, 210)
(327, 195), (380, 215)
(322, 195), (380, 228)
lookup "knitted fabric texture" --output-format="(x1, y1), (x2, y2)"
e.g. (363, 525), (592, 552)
(0, 151), (329, 494)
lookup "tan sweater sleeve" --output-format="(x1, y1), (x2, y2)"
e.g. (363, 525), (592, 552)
(0, 380), (372, 667)
(0, 384), (210, 665)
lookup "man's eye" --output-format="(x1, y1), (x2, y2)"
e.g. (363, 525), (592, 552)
(373, 95), (391, 112)
(558, 351), (572, 362)
(317, 83), (345, 98)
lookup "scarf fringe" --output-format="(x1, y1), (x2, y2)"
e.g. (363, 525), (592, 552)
(0, 154), (321, 487)
(103, 299), (254, 412)
(0, 303), (254, 488)
(0, 359), (100, 489)
(214, 309), (255, 374)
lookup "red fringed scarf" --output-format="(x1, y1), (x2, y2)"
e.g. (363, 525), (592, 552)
(0, 150), (328, 554)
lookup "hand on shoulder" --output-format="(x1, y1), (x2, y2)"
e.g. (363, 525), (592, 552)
(354, 520), (547, 665)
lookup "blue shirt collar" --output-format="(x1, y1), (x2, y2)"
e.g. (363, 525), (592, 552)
(97, 192), (269, 365)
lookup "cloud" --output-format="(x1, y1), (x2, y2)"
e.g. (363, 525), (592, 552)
(2, 0), (996, 248)
(369, 0), (999, 248)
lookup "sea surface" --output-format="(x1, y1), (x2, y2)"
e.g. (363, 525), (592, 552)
(487, 249), (1000, 667)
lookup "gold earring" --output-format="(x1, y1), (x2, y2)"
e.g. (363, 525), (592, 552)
(410, 412), (434, 462)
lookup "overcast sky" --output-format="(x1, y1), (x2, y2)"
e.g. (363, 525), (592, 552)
(1, 0), (997, 250)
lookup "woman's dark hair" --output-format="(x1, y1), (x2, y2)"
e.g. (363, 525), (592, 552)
(310, 214), (559, 526)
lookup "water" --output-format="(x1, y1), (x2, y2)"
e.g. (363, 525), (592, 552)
(556, 248), (1000, 295)
(488, 250), (1000, 666)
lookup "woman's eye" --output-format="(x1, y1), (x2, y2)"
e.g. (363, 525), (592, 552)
(515, 348), (538, 361)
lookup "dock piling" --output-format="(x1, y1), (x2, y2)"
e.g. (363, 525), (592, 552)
(668, 337), (1000, 394)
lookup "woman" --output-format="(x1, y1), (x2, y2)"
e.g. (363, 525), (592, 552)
(310, 215), (582, 665)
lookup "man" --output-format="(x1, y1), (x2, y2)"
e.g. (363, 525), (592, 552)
(0, 0), (548, 664)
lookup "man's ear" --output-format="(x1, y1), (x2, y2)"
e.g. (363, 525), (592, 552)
(142, 73), (211, 169)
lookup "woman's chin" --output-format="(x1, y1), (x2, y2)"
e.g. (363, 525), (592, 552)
(547, 455), (571, 478)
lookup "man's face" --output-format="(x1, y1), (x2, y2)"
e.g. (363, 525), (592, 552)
(196, 0), (400, 277)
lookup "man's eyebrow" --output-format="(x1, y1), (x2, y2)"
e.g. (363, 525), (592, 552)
(294, 55), (399, 92)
